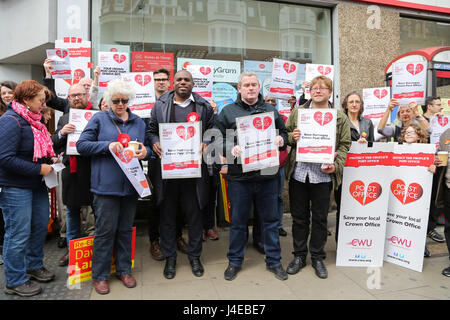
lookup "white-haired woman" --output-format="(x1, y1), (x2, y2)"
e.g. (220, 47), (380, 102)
(76, 79), (151, 295)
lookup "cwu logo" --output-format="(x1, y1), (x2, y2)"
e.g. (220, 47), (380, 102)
(354, 254), (367, 259)
(394, 252), (405, 259)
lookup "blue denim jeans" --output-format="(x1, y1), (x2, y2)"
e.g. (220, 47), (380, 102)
(277, 167), (285, 229)
(227, 178), (281, 268)
(0, 185), (49, 287)
(91, 194), (137, 281)
(66, 206), (81, 247)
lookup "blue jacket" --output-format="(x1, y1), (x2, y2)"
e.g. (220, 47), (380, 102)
(0, 108), (49, 189)
(76, 108), (152, 197)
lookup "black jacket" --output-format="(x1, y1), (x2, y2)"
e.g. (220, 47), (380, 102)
(51, 113), (92, 207)
(213, 93), (288, 182)
(146, 90), (215, 209)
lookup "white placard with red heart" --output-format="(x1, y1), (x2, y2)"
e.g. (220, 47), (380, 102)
(384, 143), (435, 272)
(363, 87), (391, 141)
(186, 65), (214, 102)
(121, 72), (155, 118)
(159, 122), (202, 179)
(236, 112), (279, 173)
(392, 61), (427, 106)
(304, 64), (334, 100)
(429, 115), (450, 148)
(46, 49), (72, 79)
(296, 108), (337, 164)
(55, 38), (92, 85)
(336, 142), (394, 267)
(66, 109), (99, 155)
(98, 51), (130, 94)
(109, 146), (151, 198)
(268, 58), (299, 101)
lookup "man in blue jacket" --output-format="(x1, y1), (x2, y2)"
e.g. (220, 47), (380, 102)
(213, 71), (289, 281)
(147, 70), (215, 279)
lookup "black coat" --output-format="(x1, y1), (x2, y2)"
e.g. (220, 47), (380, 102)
(147, 91), (215, 209)
(51, 113), (92, 207)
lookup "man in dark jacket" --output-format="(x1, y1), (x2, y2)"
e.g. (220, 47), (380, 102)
(51, 83), (94, 266)
(213, 71), (288, 281)
(147, 70), (215, 279)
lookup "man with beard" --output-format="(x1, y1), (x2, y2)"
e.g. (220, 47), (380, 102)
(51, 84), (94, 266)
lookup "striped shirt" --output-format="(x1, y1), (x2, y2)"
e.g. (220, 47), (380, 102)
(292, 161), (331, 184)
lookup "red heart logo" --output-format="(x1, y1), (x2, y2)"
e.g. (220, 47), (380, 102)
(113, 54), (126, 64)
(438, 116), (449, 127)
(116, 149), (134, 164)
(283, 63), (296, 74)
(318, 65), (332, 76)
(84, 112), (93, 121)
(56, 49), (68, 59)
(406, 63), (424, 75)
(73, 69), (85, 82)
(349, 180), (382, 206)
(253, 116), (272, 131)
(176, 125), (195, 140)
(199, 66), (211, 75)
(390, 179), (423, 204)
(135, 74), (151, 86)
(374, 89), (388, 99)
(313, 111), (333, 126)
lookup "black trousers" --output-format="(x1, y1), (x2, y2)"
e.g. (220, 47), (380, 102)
(159, 179), (203, 261)
(289, 177), (332, 261)
(427, 172), (441, 233)
(147, 199), (184, 243)
(334, 185), (343, 243)
(444, 185), (450, 256)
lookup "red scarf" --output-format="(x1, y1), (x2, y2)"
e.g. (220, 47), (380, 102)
(11, 101), (55, 162)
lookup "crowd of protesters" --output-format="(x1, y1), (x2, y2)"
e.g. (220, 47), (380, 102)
(0, 61), (449, 297)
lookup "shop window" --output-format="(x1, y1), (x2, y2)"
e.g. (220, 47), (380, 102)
(400, 17), (450, 54)
(92, 0), (331, 81)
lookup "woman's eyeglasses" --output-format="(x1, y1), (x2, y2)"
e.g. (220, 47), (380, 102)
(111, 99), (129, 105)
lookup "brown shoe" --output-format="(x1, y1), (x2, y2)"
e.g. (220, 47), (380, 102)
(117, 274), (137, 288)
(58, 251), (69, 267)
(150, 241), (164, 261)
(176, 236), (188, 254)
(94, 280), (109, 295)
(207, 229), (219, 240)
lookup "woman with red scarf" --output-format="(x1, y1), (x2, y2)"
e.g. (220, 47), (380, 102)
(0, 80), (57, 297)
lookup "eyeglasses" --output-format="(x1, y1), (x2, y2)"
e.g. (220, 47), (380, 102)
(154, 78), (169, 82)
(311, 87), (330, 92)
(68, 93), (86, 99)
(405, 130), (417, 135)
(111, 98), (129, 105)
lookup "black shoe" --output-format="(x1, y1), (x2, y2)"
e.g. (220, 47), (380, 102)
(253, 242), (265, 254)
(312, 259), (328, 279)
(266, 265), (288, 281)
(224, 265), (241, 281)
(286, 256), (307, 275)
(442, 266), (450, 277)
(278, 228), (288, 237)
(163, 258), (176, 279)
(428, 229), (445, 243)
(190, 258), (204, 277)
(424, 246), (431, 258)
(57, 237), (67, 248)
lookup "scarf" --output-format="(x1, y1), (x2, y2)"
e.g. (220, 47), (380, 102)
(11, 101), (55, 162)
(69, 102), (93, 173)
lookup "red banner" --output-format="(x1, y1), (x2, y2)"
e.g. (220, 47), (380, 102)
(163, 160), (199, 171)
(298, 146), (333, 154)
(244, 149), (277, 165)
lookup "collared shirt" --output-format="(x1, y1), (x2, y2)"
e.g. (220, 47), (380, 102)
(173, 94), (195, 108)
(292, 161), (332, 184)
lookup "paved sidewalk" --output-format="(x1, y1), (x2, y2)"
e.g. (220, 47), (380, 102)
(1, 211), (449, 301)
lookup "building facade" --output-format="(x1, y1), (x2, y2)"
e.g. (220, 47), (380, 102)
(1, 0), (449, 106)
